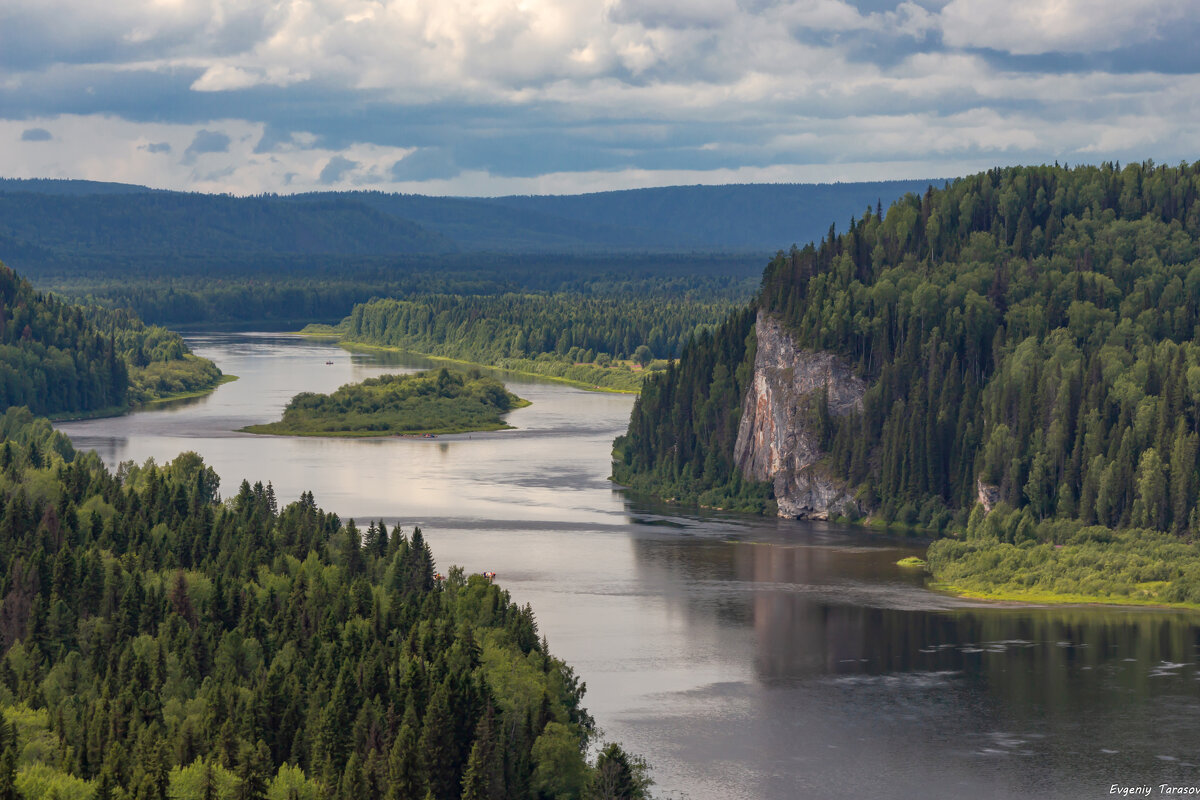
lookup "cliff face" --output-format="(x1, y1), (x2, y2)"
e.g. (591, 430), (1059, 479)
(733, 312), (865, 519)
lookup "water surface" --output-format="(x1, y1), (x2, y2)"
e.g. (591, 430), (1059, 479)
(57, 334), (1200, 800)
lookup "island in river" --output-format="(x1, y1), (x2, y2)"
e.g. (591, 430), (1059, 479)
(241, 367), (530, 436)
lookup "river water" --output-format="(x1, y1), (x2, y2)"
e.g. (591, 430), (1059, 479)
(57, 333), (1200, 800)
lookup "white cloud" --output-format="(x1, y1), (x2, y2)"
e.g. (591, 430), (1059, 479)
(1, 1), (1198, 193)
(939, 0), (1194, 55)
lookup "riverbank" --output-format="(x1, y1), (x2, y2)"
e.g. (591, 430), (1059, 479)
(140, 373), (239, 406)
(929, 581), (1200, 611)
(50, 373), (238, 421)
(301, 332), (644, 394)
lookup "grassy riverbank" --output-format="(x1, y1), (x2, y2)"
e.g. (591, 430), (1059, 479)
(243, 368), (530, 437)
(301, 327), (646, 393)
(924, 506), (1200, 610)
(141, 372), (239, 405)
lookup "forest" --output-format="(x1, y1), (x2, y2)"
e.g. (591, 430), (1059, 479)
(0, 405), (650, 799)
(243, 369), (528, 437)
(319, 293), (737, 392)
(616, 161), (1200, 603)
(41, 258), (759, 331)
(0, 178), (932, 259)
(0, 264), (224, 418)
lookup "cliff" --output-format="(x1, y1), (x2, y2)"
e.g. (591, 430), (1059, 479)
(733, 312), (865, 519)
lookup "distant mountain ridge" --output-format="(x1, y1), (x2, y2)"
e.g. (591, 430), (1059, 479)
(0, 178), (942, 262)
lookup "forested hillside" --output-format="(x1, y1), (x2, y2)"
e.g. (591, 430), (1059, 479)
(0, 179), (932, 260)
(0, 264), (223, 417)
(323, 292), (735, 391)
(0, 265), (126, 415)
(0, 193), (453, 258)
(617, 161), (1200, 603)
(0, 407), (648, 798)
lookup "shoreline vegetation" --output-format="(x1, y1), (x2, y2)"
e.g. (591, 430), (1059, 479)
(242, 368), (530, 437)
(299, 328), (644, 394)
(295, 285), (723, 394)
(613, 162), (1200, 615)
(340, 340), (643, 394)
(0, 406), (650, 798)
(1, 261), (231, 421)
(48, 373), (238, 422)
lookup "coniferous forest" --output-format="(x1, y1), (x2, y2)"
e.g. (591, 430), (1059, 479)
(0, 264), (224, 418)
(617, 161), (1200, 603)
(0, 405), (648, 799)
(320, 293), (735, 392)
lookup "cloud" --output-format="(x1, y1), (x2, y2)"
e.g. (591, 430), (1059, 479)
(0, 1), (1196, 195)
(183, 129), (231, 164)
(390, 148), (461, 182)
(318, 155), (357, 184)
(20, 127), (52, 141)
(939, 0), (1194, 55)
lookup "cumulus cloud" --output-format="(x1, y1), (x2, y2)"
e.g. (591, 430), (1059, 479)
(20, 127), (52, 142)
(939, 0), (1194, 55)
(318, 155), (357, 184)
(183, 129), (232, 164)
(391, 148), (461, 182)
(0, 0), (1196, 194)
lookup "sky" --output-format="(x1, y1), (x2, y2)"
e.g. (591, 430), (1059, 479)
(1, 0), (1197, 196)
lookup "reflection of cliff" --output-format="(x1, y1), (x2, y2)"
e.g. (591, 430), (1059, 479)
(627, 521), (1200, 713)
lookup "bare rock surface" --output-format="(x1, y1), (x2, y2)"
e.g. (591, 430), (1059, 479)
(733, 312), (866, 519)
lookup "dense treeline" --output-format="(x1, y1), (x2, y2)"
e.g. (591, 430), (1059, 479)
(328, 293), (734, 391)
(0, 264), (223, 416)
(618, 162), (1200, 594)
(245, 369), (528, 437)
(0, 406), (650, 798)
(0, 264), (127, 415)
(612, 308), (773, 512)
(38, 258), (759, 329)
(344, 294), (726, 363)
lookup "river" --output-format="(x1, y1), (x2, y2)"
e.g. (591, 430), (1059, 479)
(56, 333), (1200, 800)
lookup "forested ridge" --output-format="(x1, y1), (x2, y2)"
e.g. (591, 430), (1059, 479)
(0, 264), (223, 417)
(0, 265), (127, 416)
(0, 406), (649, 798)
(617, 161), (1200, 603)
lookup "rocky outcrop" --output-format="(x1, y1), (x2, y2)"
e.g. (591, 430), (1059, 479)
(976, 480), (1001, 513)
(733, 312), (866, 519)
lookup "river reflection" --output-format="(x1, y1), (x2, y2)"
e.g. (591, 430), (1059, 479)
(56, 333), (1200, 800)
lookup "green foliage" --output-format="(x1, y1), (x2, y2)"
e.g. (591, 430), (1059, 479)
(613, 306), (774, 512)
(244, 369), (527, 436)
(0, 263), (127, 416)
(927, 506), (1200, 604)
(587, 743), (652, 800)
(620, 160), (1200, 599)
(332, 293), (736, 391)
(0, 408), (632, 796)
(531, 723), (589, 800)
(0, 262), (223, 416)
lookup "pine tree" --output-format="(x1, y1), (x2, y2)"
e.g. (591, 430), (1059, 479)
(387, 709), (423, 800)
(418, 681), (457, 800)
